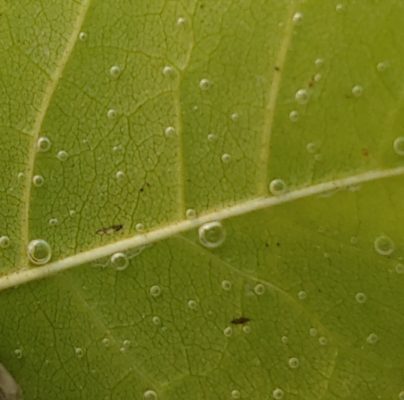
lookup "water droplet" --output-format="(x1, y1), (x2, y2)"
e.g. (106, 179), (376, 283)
(152, 316), (161, 325)
(395, 263), (404, 274)
(231, 390), (241, 399)
(75, 347), (84, 358)
(288, 357), (300, 369)
(298, 290), (307, 300)
(376, 61), (388, 72)
(366, 332), (379, 344)
(223, 326), (233, 337)
(48, 218), (58, 227)
(318, 336), (328, 346)
(14, 348), (23, 359)
(306, 142), (318, 154)
(79, 32), (88, 41)
(207, 133), (217, 142)
(186, 208), (196, 219)
(393, 137), (404, 156)
(17, 172), (25, 180)
(164, 126), (176, 137)
(111, 252), (129, 271)
(56, 150), (69, 161)
(162, 65), (175, 77)
(289, 110), (299, 122)
(116, 170), (125, 181)
(352, 85), (363, 97)
(399, 391), (404, 400)
(144, 390), (158, 400)
(136, 223), (145, 232)
(198, 221), (226, 249)
(230, 112), (239, 122)
(221, 280), (232, 291)
(269, 178), (286, 195)
(199, 78), (211, 90)
(314, 73), (322, 82)
(37, 136), (51, 152)
(336, 3), (345, 13)
(254, 283), (265, 295)
(295, 88), (309, 104)
(102, 338), (110, 347)
(242, 325), (251, 334)
(150, 285), (161, 297)
(315, 58), (324, 68)
(281, 336), (288, 344)
(27, 239), (52, 265)
(0, 235), (10, 249)
(374, 235), (395, 256)
(292, 12), (303, 24)
(187, 299), (198, 310)
(109, 65), (122, 78)
(107, 109), (117, 119)
(221, 153), (231, 163)
(32, 175), (44, 187)
(272, 388), (284, 399)
(355, 292), (367, 304)
(69, 209), (76, 217)
(176, 17), (186, 26)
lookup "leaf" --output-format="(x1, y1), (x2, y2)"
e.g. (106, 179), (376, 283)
(1, 1), (404, 399)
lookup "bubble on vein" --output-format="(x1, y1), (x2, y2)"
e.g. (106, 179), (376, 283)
(111, 252), (129, 271)
(199, 221), (226, 249)
(27, 239), (52, 265)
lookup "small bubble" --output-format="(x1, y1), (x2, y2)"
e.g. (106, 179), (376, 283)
(399, 391), (404, 400)
(102, 338), (110, 347)
(272, 388), (284, 399)
(336, 3), (345, 12)
(116, 171), (125, 181)
(187, 299), (198, 310)
(350, 236), (358, 245)
(162, 65), (175, 77)
(315, 58), (324, 68)
(395, 263), (404, 274)
(48, 218), (59, 227)
(136, 223), (145, 232)
(288, 357), (300, 369)
(37, 136), (51, 152)
(78, 32), (88, 41)
(242, 325), (251, 334)
(17, 172), (25, 180)
(281, 336), (288, 344)
(230, 112), (239, 122)
(366, 332), (379, 344)
(112, 144), (123, 153)
(221, 280), (232, 291)
(186, 208), (196, 219)
(14, 348), (23, 359)
(352, 85), (363, 97)
(107, 109), (117, 119)
(269, 178), (286, 195)
(223, 326), (233, 337)
(32, 175), (44, 187)
(164, 126), (176, 137)
(292, 12), (303, 24)
(254, 283), (265, 295)
(75, 347), (84, 358)
(221, 153), (231, 163)
(152, 316), (161, 326)
(374, 235), (395, 256)
(199, 78), (211, 90)
(56, 150), (69, 161)
(69, 209), (76, 217)
(309, 328), (318, 337)
(110, 65), (122, 79)
(176, 17), (186, 26)
(207, 133), (217, 142)
(27, 239), (52, 265)
(318, 336), (328, 346)
(198, 221), (226, 249)
(393, 137), (404, 156)
(295, 88), (309, 104)
(111, 252), (129, 271)
(0, 235), (10, 249)
(289, 110), (299, 122)
(355, 292), (367, 304)
(144, 390), (158, 400)
(376, 61), (388, 72)
(150, 285), (162, 297)
(298, 290), (307, 300)
(314, 73), (322, 82)
(231, 390), (241, 399)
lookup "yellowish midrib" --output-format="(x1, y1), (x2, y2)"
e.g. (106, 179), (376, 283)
(3, 166), (404, 292)
(19, 0), (92, 260)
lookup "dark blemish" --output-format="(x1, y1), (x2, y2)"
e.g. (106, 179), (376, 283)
(96, 224), (123, 236)
(139, 182), (150, 193)
(276, 242), (281, 247)
(361, 148), (369, 157)
(231, 316), (251, 325)
(265, 242), (269, 248)
(274, 66), (280, 71)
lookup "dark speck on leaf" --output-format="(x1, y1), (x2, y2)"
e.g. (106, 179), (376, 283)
(231, 316), (250, 325)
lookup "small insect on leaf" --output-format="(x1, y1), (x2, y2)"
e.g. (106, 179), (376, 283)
(96, 224), (123, 236)
(0, 363), (22, 400)
(230, 316), (251, 325)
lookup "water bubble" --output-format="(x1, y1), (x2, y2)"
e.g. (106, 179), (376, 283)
(318, 336), (328, 346)
(17, 172), (25, 180)
(107, 109), (117, 119)
(355, 292), (367, 304)
(109, 65), (122, 78)
(242, 325), (251, 334)
(78, 32), (88, 41)
(231, 390), (241, 399)
(306, 142), (318, 153)
(27, 239), (52, 265)
(298, 290), (307, 300)
(230, 112), (239, 122)
(281, 336), (288, 344)
(75, 347), (84, 358)
(399, 391), (404, 400)
(352, 85), (363, 97)
(136, 223), (145, 232)
(207, 133), (217, 142)
(14, 348), (23, 359)
(221, 153), (231, 163)
(162, 65), (175, 77)
(393, 137), (404, 156)
(336, 3), (345, 12)
(0, 235), (10, 249)
(187, 299), (198, 310)
(374, 235), (395, 256)
(199, 78), (211, 90)
(32, 175), (44, 187)
(269, 178), (286, 195)
(186, 208), (196, 219)
(295, 88), (309, 104)
(288, 357), (300, 369)
(289, 110), (299, 122)
(254, 283), (265, 295)
(223, 326), (233, 337)
(366, 332), (379, 344)
(48, 218), (59, 226)
(395, 263), (404, 274)
(116, 171), (125, 181)
(292, 12), (303, 24)
(164, 126), (176, 137)
(152, 316), (161, 326)
(150, 285), (162, 297)
(198, 221), (226, 249)
(376, 61), (388, 72)
(56, 150), (69, 161)
(111, 252), (129, 271)
(176, 17), (186, 26)
(315, 58), (324, 68)
(221, 280), (232, 291)
(272, 388), (284, 399)
(37, 136), (51, 152)
(144, 390), (158, 400)
(314, 73), (322, 82)
(309, 328), (318, 337)
(102, 338), (110, 347)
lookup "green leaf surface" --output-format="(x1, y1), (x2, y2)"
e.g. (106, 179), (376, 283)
(1, 0), (404, 399)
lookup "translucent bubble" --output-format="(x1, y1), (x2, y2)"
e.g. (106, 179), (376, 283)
(102, 338), (110, 347)
(32, 175), (44, 187)
(144, 390), (158, 400)
(292, 12), (303, 24)
(366, 332), (379, 344)
(231, 390), (241, 399)
(221, 153), (231, 163)
(109, 65), (122, 78)
(14, 348), (23, 359)
(298, 290), (307, 300)
(272, 388), (284, 399)
(187, 299), (198, 310)
(199, 78), (211, 90)
(306, 142), (318, 153)
(186, 208), (196, 219)
(288, 357), (300, 369)
(395, 263), (404, 274)
(289, 110), (299, 122)
(57, 150), (69, 161)
(107, 109), (117, 119)
(352, 85), (363, 97)
(336, 3), (345, 12)
(281, 336), (288, 344)
(254, 283), (265, 295)
(318, 336), (328, 346)
(37, 136), (51, 152)
(75, 347), (84, 358)
(309, 327), (318, 337)
(78, 32), (88, 41)
(17, 172), (25, 180)
(164, 126), (176, 137)
(315, 58), (324, 68)
(242, 325), (251, 334)
(198, 221), (226, 249)
(355, 292), (367, 304)
(176, 17), (186, 26)
(27, 239), (52, 265)
(269, 178), (286, 195)
(393, 137), (404, 156)
(207, 133), (217, 142)
(0, 235), (10, 249)
(136, 223), (145, 232)
(223, 326), (233, 337)
(230, 112), (239, 122)
(314, 73), (322, 82)
(162, 65), (175, 77)
(374, 235), (395, 256)
(152, 316), (161, 325)
(295, 88), (309, 104)
(48, 218), (59, 226)
(150, 285), (162, 297)
(376, 61), (388, 72)
(116, 171), (125, 181)
(111, 252), (129, 271)
(221, 280), (232, 291)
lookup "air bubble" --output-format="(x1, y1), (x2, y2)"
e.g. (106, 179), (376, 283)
(366, 332), (379, 344)
(164, 126), (176, 137)
(221, 153), (231, 163)
(269, 178), (286, 195)
(230, 112), (239, 122)
(298, 290), (307, 300)
(352, 85), (363, 97)
(376, 61), (388, 72)
(79, 32), (88, 41)
(393, 137), (404, 156)
(136, 223), (145, 232)
(152, 316), (161, 326)
(289, 110), (299, 122)
(75, 347), (84, 358)
(186, 208), (196, 219)
(111, 252), (129, 271)
(292, 12), (303, 24)
(107, 109), (117, 119)
(32, 175), (44, 187)
(14, 348), (23, 359)
(187, 299), (198, 310)
(272, 388), (284, 399)
(314, 73), (322, 82)
(395, 263), (404, 274)
(102, 338), (110, 347)
(306, 142), (318, 154)
(318, 336), (328, 346)
(315, 58), (324, 68)
(0, 236), (10, 249)
(57, 150), (69, 161)
(48, 218), (59, 227)
(176, 17), (186, 26)
(295, 88), (309, 104)
(221, 280), (232, 291)
(254, 283), (265, 295)
(162, 65), (175, 77)
(281, 336), (288, 344)
(199, 78), (211, 90)
(374, 235), (395, 256)
(336, 3), (345, 12)
(309, 328), (318, 337)
(150, 285), (161, 297)
(109, 65), (121, 78)
(27, 239), (52, 265)
(231, 390), (241, 399)
(116, 171), (125, 181)
(198, 221), (226, 249)
(288, 357), (300, 369)
(144, 390), (158, 400)
(37, 136), (51, 152)
(207, 133), (217, 142)
(355, 292), (367, 304)
(223, 326), (233, 337)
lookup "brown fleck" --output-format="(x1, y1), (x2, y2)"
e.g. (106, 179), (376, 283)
(96, 224), (123, 236)
(231, 316), (251, 325)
